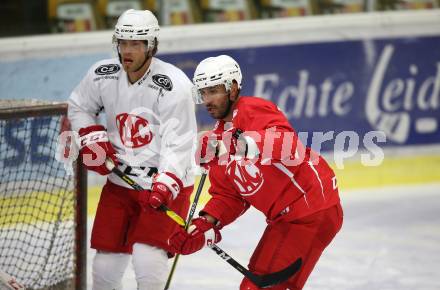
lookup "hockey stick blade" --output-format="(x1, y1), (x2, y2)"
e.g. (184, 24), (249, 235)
(250, 257), (302, 288)
(209, 244), (302, 288)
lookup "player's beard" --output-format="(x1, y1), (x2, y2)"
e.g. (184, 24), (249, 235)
(215, 95), (234, 120)
(131, 52), (150, 72)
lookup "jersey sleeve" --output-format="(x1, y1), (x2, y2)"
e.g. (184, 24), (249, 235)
(67, 64), (103, 132)
(157, 75), (197, 187)
(201, 166), (250, 228)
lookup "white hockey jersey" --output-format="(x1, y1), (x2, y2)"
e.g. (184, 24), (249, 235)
(68, 57), (197, 189)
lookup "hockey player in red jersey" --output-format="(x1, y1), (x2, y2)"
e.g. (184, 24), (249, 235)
(68, 9), (196, 290)
(169, 55), (343, 289)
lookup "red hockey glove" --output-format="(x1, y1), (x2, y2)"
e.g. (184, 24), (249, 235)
(229, 128), (245, 155)
(78, 125), (117, 175)
(138, 172), (182, 211)
(195, 131), (220, 169)
(168, 216), (222, 255)
(225, 128), (260, 160)
(149, 182), (172, 209)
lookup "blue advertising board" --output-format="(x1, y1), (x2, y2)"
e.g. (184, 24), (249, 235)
(160, 36), (440, 148)
(0, 115), (67, 182)
(1, 35), (439, 160)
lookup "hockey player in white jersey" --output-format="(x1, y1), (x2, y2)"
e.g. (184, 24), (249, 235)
(67, 9), (197, 290)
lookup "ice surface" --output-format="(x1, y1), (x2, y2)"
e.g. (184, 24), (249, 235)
(86, 183), (440, 290)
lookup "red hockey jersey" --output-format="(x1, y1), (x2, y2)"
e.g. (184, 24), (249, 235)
(202, 97), (340, 227)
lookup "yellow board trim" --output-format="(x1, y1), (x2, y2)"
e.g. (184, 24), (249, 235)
(86, 155), (440, 216)
(1, 155), (438, 224)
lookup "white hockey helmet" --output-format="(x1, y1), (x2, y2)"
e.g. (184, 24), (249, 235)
(113, 9), (160, 49)
(193, 55), (242, 104)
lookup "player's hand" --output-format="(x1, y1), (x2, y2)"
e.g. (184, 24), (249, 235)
(226, 128), (260, 160)
(195, 131), (220, 169)
(149, 182), (173, 209)
(78, 125), (117, 175)
(137, 184), (172, 211)
(228, 128), (245, 156)
(138, 172), (182, 211)
(168, 216), (222, 255)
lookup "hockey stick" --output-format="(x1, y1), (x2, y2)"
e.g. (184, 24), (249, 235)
(104, 159), (186, 227)
(164, 171), (208, 289)
(162, 171), (302, 289)
(0, 269), (25, 290)
(209, 243), (302, 288)
(106, 159), (302, 288)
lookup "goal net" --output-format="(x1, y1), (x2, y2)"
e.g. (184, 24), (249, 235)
(0, 100), (86, 290)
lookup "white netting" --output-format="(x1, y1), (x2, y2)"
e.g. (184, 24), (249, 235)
(0, 102), (80, 290)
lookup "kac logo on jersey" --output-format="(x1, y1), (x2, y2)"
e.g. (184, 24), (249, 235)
(95, 64), (121, 75)
(152, 74), (173, 91)
(116, 113), (153, 148)
(226, 160), (264, 197)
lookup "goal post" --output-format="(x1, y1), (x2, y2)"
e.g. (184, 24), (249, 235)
(0, 100), (87, 290)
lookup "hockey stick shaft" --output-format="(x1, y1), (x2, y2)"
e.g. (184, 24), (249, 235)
(105, 159), (186, 226)
(186, 173), (207, 228)
(164, 172), (207, 289)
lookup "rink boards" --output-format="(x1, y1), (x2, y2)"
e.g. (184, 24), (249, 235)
(86, 151), (440, 215)
(0, 10), (439, 213)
